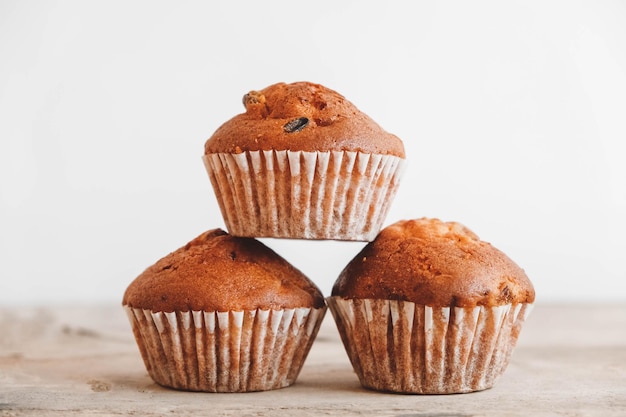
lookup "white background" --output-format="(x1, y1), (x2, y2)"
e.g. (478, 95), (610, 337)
(1, 0), (625, 306)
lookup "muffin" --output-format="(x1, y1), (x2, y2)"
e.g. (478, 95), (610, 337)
(203, 81), (406, 241)
(123, 229), (327, 392)
(327, 218), (535, 394)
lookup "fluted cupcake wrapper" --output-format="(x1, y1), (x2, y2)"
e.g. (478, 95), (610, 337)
(203, 150), (405, 241)
(326, 297), (533, 394)
(124, 305), (327, 392)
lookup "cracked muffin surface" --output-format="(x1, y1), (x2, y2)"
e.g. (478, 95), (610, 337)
(332, 218), (535, 307)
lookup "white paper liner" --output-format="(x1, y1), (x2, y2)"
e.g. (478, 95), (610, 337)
(124, 305), (326, 392)
(327, 297), (533, 394)
(203, 150), (405, 241)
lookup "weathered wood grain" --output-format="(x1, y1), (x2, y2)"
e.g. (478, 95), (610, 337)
(1, 304), (625, 416)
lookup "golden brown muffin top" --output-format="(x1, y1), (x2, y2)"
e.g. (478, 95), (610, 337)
(332, 218), (535, 307)
(123, 229), (325, 312)
(204, 81), (405, 157)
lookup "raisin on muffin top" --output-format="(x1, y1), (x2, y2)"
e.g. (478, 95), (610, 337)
(204, 81), (405, 157)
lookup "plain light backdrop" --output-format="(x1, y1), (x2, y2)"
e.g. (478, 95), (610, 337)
(1, 0), (625, 306)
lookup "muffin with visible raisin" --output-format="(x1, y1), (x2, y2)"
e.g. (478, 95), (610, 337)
(203, 81), (405, 241)
(123, 229), (326, 392)
(327, 218), (535, 394)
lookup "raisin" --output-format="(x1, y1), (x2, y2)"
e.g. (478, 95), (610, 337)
(283, 117), (309, 133)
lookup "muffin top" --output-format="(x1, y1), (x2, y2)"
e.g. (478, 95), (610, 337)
(332, 218), (535, 307)
(123, 229), (325, 312)
(204, 81), (405, 157)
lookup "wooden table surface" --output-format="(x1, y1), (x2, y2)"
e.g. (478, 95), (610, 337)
(1, 303), (625, 416)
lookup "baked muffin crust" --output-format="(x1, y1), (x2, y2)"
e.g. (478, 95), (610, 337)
(123, 229), (325, 312)
(332, 218), (535, 307)
(204, 81), (405, 157)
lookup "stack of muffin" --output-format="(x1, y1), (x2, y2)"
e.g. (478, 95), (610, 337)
(122, 82), (535, 394)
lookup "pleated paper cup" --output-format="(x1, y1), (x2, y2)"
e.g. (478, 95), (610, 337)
(327, 297), (533, 394)
(203, 150), (405, 241)
(124, 306), (326, 392)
